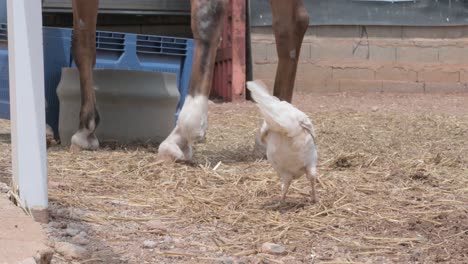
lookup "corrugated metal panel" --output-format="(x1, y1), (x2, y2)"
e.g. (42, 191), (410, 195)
(210, 0), (246, 102)
(42, 0), (191, 15)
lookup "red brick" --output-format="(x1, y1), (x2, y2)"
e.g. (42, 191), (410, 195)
(340, 80), (382, 93)
(375, 66), (417, 81)
(418, 69), (459, 83)
(332, 67), (375, 80)
(396, 47), (438, 63)
(382, 81), (424, 93)
(424, 82), (467, 93)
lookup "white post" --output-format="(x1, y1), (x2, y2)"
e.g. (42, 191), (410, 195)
(7, 0), (48, 222)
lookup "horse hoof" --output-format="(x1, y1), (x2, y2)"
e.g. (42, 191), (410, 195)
(156, 152), (177, 163)
(69, 143), (83, 153)
(157, 145), (191, 163)
(46, 137), (56, 149)
(46, 125), (56, 149)
(70, 132), (99, 151)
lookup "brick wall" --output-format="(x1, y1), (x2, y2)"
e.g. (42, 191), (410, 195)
(251, 26), (468, 94)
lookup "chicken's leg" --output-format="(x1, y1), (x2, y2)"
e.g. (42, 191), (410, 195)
(263, 172), (292, 209)
(306, 167), (318, 203)
(280, 173), (293, 203)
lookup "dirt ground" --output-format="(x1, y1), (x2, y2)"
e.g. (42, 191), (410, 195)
(0, 92), (467, 264)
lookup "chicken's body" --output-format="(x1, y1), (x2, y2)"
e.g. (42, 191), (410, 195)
(247, 80), (318, 204)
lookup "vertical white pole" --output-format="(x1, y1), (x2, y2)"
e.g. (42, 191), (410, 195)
(7, 0), (48, 222)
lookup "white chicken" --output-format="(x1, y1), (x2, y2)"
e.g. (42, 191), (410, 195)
(247, 80), (318, 204)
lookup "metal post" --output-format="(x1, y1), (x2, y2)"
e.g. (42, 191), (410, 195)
(7, 0), (48, 223)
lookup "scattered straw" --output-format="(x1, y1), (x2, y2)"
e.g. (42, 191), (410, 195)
(0, 94), (467, 263)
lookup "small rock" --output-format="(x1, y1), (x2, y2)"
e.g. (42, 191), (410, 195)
(67, 222), (84, 230)
(261, 242), (287, 256)
(163, 235), (173, 244)
(68, 208), (87, 218)
(48, 221), (67, 229)
(160, 235), (175, 250)
(55, 242), (89, 260)
(144, 220), (167, 233)
(66, 228), (80, 237)
(78, 231), (88, 237)
(54, 208), (70, 217)
(34, 248), (54, 264)
(0, 182), (9, 193)
(143, 240), (157, 249)
(110, 199), (123, 205)
(72, 232), (89, 246)
(216, 256), (235, 264)
(371, 106), (379, 112)
(57, 230), (70, 237)
(172, 237), (183, 245)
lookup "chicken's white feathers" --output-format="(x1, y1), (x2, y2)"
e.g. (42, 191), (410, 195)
(247, 80), (316, 140)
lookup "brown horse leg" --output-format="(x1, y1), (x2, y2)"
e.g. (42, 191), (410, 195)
(269, 0), (309, 102)
(254, 1), (309, 156)
(158, 0), (228, 162)
(70, 0), (100, 151)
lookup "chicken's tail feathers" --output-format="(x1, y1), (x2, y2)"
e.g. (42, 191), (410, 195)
(247, 80), (308, 136)
(247, 80), (318, 140)
(246, 80), (285, 128)
(246, 80), (279, 105)
(300, 118), (317, 140)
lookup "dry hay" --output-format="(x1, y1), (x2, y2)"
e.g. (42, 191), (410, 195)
(0, 93), (467, 263)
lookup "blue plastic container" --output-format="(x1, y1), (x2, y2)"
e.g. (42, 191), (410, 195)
(0, 0), (5, 24)
(0, 0), (194, 135)
(0, 23), (8, 119)
(0, 23), (72, 138)
(0, 22), (194, 138)
(70, 30), (194, 122)
(43, 27), (73, 137)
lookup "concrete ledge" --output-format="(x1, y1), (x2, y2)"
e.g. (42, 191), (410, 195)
(0, 192), (52, 264)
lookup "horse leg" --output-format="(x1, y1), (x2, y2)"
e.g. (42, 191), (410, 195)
(70, 0), (100, 151)
(269, 0), (309, 102)
(253, 1), (309, 155)
(158, 0), (228, 162)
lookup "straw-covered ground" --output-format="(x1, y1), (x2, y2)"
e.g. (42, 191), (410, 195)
(0, 92), (467, 264)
